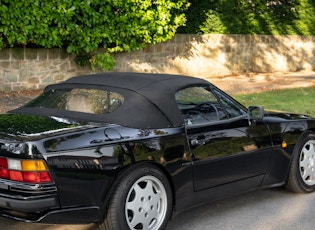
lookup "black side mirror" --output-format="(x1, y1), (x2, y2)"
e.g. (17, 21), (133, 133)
(248, 106), (264, 125)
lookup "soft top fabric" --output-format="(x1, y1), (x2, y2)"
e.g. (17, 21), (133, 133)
(12, 72), (210, 128)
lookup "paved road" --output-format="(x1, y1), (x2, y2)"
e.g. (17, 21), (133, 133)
(1, 188), (314, 230)
(167, 188), (315, 230)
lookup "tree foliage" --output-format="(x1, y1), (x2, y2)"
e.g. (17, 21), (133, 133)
(178, 0), (315, 35)
(0, 0), (188, 70)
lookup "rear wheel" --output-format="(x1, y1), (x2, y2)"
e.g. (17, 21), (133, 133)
(100, 164), (173, 230)
(286, 132), (315, 193)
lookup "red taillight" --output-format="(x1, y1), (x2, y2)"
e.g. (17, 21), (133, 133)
(23, 172), (51, 183)
(0, 157), (52, 184)
(23, 172), (40, 183)
(0, 168), (9, 179)
(10, 171), (23, 182)
(39, 172), (52, 183)
(0, 157), (8, 168)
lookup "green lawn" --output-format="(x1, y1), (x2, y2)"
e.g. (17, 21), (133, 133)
(232, 86), (315, 117)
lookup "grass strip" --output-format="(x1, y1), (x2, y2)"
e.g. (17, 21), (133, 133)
(232, 86), (315, 117)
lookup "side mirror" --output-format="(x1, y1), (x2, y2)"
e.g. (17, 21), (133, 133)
(248, 106), (264, 124)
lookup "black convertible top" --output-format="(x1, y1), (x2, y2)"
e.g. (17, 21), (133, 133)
(13, 72), (210, 128)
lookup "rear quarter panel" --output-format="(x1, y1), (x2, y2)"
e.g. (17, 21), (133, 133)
(39, 126), (192, 215)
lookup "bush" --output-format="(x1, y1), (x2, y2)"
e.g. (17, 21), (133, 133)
(178, 0), (315, 35)
(0, 0), (188, 70)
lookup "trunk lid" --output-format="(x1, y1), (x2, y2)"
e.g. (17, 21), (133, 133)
(0, 114), (98, 141)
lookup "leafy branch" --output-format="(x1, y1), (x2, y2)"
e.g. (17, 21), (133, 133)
(0, 0), (189, 70)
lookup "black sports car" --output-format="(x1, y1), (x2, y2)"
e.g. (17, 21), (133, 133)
(0, 72), (315, 230)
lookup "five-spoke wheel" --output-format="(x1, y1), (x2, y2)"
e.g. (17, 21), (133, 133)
(100, 164), (172, 230)
(286, 132), (315, 193)
(299, 139), (315, 186)
(125, 175), (168, 229)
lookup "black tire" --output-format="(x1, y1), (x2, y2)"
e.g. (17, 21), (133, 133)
(285, 132), (315, 193)
(99, 163), (173, 230)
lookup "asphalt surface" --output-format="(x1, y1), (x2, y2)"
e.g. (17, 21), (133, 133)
(167, 188), (315, 230)
(0, 187), (315, 230)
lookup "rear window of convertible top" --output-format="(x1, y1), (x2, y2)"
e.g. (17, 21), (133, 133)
(25, 88), (124, 114)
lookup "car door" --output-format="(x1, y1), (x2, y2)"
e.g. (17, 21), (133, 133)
(176, 86), (273, 191)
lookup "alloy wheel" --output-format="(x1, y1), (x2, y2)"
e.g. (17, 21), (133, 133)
(299, 140), (315, 186)
(125, 175), (168, 230)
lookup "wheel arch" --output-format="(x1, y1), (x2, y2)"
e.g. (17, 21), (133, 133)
(98, 161), (176, 222)
(127, 161), (177, 209)
(291, 130), (315, 155)
(285, 130), (315, 172)
(98, 161), (176, 229)
(308, 127), (315, 135)
(148, 161), (177, 208)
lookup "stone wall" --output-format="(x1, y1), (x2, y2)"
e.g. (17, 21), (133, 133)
(1, 34), (315, 91)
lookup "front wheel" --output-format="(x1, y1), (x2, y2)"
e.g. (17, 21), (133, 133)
(100, 164), (173, 230)
(285, 132), (315, 193)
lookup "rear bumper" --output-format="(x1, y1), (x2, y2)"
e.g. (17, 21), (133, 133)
(0, 179), (61, 221)
(34, 206), (101, 224)
(0, 192), (101, 224)
(0, 180), (103, 224)
(0, 192), (61, 222)
(0, 194), (58, 213)
(0, 205), (101, 224)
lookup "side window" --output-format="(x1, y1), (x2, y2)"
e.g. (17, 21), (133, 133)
(213, 89), (247, 118)
(175, 87), (227, 125)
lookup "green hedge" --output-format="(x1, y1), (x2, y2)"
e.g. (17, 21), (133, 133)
(178, 0), (315, 35)
(0, 0), (188, 70)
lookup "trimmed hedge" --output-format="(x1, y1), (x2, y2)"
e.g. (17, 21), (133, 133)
(178, 0), (315, 35)
(0, 0), (188, 70)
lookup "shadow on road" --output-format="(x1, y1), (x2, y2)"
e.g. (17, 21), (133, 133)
(167, 187), (315, 230)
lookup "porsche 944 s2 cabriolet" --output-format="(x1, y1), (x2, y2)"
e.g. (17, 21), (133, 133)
(0, 72), (315, 230)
